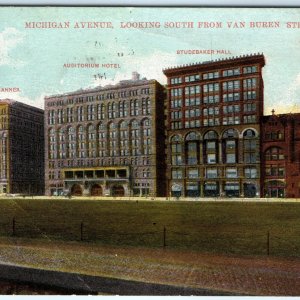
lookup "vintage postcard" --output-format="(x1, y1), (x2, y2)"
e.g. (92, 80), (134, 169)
(0, 6), (299, 296)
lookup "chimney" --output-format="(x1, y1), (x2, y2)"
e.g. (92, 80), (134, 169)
(132, 71), (140, 81)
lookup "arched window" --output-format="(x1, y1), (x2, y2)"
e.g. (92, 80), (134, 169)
(120, 121), (129, 156)
(87, 125), (96, 158)
(87, 104), (95, 121)
(67, 127), (75, 158)
(142, 118), (151, 155)
(185, 132), (200, 165)
(130, 99), (139, 116)
(77, 125), (86, 158)
(108, 103), (115, 119)
(222, 129), (239, 164)
(171, 135), (183, 166)
(203, 130), (218, 164)
(98, 122), (106, 157)
(108, 122), (117, 156)
(48, 128), (57, 159)
(243, 129), (257, 163)
(171, 134), (182, 143)
(57, 128), (66, 159)
(130, 120), (140, 155)
(97, 104), (105, 120)
(204, 130), (218, 140)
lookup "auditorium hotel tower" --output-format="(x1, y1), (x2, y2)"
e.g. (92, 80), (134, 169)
(44, 73), (166, 197)
(163, 54), (265, 198)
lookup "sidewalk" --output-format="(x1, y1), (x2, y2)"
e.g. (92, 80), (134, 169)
(0, 237), (299, 295)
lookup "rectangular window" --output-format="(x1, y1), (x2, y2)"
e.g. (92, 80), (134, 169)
(185, 85), (201, 95)
(243, 115), (257, 123)
(226, 168), (238, 178)
(203, 95), (219, 104)
(244, 91), (257, 100)
(226, 153), (236, 163)
(203, 83), (219, 93)
(172, 169), (183, 179)
(171, 77), (182, 85)
(243, 78), (257, 89)
(171, 121), (182, 129)
(244, 140), (256, 151)
(171, 144), (182, 153)
(245, 167), (257, 178)
(185, 109), (200, 118)
(244, 103), (257, 112)
(207, 141), (216, 150)
(226, 140), (236, 150)
(244, 152), (257, 163)
(171, 88), (182, 97)
(185, 97), (201, 106)
(206, 168), (218, 179)
(185, 74), (200, 82)
(223, 80), (240, 91)
(188, 168), (199, 178)
(170, 99), (182, 108)
(172, 155), (182, 165)
(222, 68), (240, 77)
(171, 111), (182, 119)
(203, 71), (219, 79)
(243, 66), (258, 74)
(207, 153), (216, 164)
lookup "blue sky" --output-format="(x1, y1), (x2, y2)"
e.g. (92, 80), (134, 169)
(0, 7), (300, 114)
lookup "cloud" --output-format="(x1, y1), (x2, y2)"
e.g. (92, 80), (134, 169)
(90, 50), (178, 87)
(0, 91), (45, 109)
(268, 73), (300, 114)
(0, 27), (26, 67)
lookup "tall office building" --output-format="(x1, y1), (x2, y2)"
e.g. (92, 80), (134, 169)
(163, 54), (265, 198)
(0, 99), (44, 195)
(44, 73), (166, 197)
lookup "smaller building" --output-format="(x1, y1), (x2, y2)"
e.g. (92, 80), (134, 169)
(261, 111), (300, 198)
(0, 99), (44, 195)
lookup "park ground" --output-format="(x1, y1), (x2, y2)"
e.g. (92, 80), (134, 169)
(0, 237), (299, 295)
(0, 198), (299, 295)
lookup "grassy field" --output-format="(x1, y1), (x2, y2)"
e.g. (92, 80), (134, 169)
(0, 199), (299, 257)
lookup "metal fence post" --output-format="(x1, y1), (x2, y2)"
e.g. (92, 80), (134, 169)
(12, 217), (16, 236)
(267, 231), (270, 256)
(80, 222), (84, 241)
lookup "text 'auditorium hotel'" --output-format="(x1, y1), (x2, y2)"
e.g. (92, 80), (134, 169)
(39, 53), (300, 198)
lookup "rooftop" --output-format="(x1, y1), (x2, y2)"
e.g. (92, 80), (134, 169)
(163, 53), (265, 75)
(45, 72), (157, 99)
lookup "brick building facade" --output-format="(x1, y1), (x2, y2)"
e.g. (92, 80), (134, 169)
(0, 99), (44, 195)
(44, 73), (166, 197)
(261, 111), (300, 198)
(163, 54), (265, 198)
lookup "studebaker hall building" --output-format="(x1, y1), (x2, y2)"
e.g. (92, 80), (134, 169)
(44, 72), (166, 197)
(163, 54), (265, 198)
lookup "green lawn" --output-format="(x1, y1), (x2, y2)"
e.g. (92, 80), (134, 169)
(0, 199), (299, 257)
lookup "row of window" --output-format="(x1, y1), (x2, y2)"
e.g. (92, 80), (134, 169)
(169, 66), (258, 85)
(170, 103), (257, 120)
(46, 88), (151, 107)
(170, 78), (257, 97)
(48, 98), (151, 124)
(171, 166), (258, 179)
(170, 91), (257, 108)
(170, 115), (257, 128)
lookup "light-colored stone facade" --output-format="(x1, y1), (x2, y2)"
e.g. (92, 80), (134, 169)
(44, 74), (166, 197)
